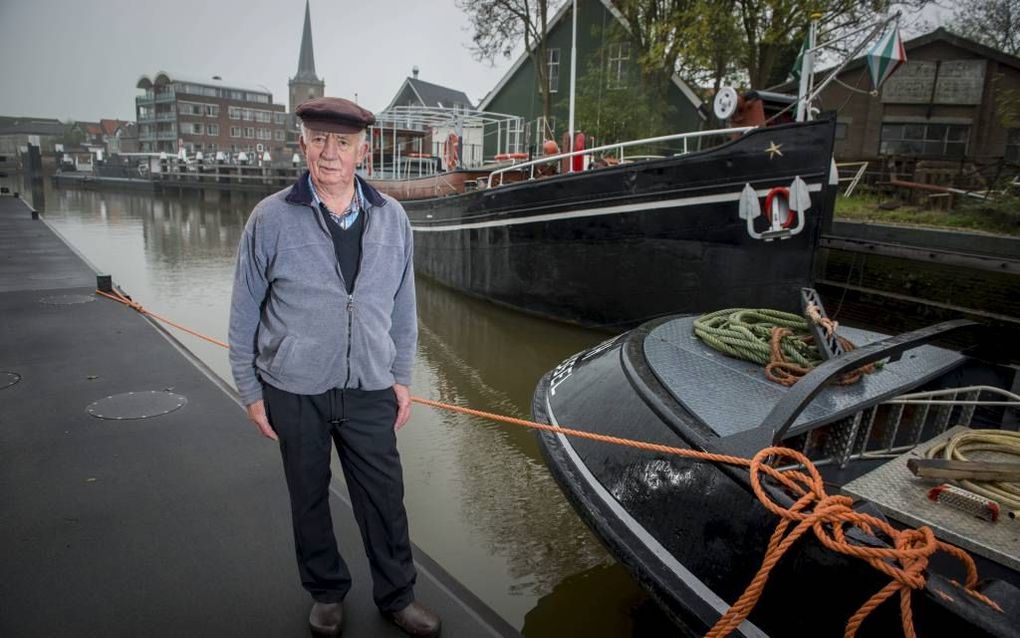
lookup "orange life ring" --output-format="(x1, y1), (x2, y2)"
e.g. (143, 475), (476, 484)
(763, 187), (797, 229)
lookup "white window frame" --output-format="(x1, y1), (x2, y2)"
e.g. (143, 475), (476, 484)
(547, 48), (560, 94)
(607, 42), (630, 90)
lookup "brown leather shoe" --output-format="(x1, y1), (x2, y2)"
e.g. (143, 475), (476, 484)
(387, 600), (441, 637)
(309, 601), (343, 637)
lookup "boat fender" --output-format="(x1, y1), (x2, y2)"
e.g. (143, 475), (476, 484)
(446, 133), (459, 170)
(572, 132), (586, 171)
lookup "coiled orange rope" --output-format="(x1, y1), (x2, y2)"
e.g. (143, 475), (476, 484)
(96, 289), (1003, 637)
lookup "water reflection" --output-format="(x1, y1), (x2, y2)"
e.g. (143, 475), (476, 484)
(29, 180), (670, 636)
(523, 563), (681, 637)
(409, 278), (612, 624)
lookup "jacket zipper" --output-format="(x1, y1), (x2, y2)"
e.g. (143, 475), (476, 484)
(343, 207), (370, 388)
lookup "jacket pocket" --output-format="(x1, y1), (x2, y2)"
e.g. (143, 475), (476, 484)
(285, 337), (343, 388)
(270, 336), (295, 374)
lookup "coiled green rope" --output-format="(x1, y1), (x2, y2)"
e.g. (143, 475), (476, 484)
(693, 308), (824, 368)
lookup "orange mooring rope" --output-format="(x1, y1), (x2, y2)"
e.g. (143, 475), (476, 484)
(96, 289), (229, 349)
(96, 289), (1003, 637)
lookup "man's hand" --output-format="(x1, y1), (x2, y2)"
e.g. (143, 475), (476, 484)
(246, 400), (278, 441)
(393, 384), (412, 430)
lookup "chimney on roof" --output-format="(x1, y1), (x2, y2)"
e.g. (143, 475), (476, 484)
(412, 66), (419, 79)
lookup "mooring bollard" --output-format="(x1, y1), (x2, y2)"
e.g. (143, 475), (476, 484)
(31, 208), (39, 220)
(97, 274), (113, 293)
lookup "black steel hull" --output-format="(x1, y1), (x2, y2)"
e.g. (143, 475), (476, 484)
(404, 116), (838, 328)
(531, 320), (1020, 636)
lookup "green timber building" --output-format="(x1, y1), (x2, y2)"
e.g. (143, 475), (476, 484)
(478, 0), (706, 159)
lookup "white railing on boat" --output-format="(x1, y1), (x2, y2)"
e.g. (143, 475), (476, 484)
(487, 126), (756, 187)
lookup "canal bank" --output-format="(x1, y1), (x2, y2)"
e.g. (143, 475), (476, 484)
(0, 194), (519, 637)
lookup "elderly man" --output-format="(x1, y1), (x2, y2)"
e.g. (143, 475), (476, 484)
(228, 97), (440, 638)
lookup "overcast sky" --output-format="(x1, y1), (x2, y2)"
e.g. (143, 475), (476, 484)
(0, 1), (949, 124)
(0, 0), (515, 123)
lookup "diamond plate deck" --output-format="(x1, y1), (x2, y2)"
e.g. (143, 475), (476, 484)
(644, 316), (965, 437)
(843, 426), (1020, 571)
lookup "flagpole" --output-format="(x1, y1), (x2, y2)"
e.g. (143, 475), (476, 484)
(796, 13), (820, 122)
(567, 0), (577, 172)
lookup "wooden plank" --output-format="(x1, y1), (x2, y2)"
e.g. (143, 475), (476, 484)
(907, 458), (1020, 482)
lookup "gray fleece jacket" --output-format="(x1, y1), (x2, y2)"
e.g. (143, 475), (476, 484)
(228, 172), (417, 406)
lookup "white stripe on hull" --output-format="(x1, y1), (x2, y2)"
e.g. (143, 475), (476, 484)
(411, 183), (824, 233)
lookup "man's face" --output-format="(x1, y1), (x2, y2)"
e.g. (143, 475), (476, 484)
(300, 129), (365, 189)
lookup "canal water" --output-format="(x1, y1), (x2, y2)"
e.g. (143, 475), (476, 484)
(20, 181), (678, 637)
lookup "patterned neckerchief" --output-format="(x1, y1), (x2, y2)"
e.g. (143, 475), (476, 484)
(308, 174), (363, 230)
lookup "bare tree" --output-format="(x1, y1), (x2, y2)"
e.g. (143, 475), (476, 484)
(458, 0), (562, 137)
(950, 0), (1020, 55)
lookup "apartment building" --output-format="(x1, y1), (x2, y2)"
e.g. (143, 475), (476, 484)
(135, 72), (288, 158)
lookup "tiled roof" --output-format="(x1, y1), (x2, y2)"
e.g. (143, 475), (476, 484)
(100, 119), (132, 136)
(406, 78), (474, 109)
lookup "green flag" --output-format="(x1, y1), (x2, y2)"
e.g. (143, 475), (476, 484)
(789, 35), (809, 82)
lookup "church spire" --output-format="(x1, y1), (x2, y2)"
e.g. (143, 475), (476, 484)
(289, 0), (325, 114)
(294, 0), (319, 82)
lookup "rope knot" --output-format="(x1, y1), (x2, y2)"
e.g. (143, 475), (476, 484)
(708, 446), (1000, 638)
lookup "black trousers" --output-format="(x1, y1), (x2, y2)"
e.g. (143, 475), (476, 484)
(262, 382), (416, 612)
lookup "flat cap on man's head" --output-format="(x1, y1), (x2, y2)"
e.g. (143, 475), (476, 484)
(296, 97), (375, 134)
